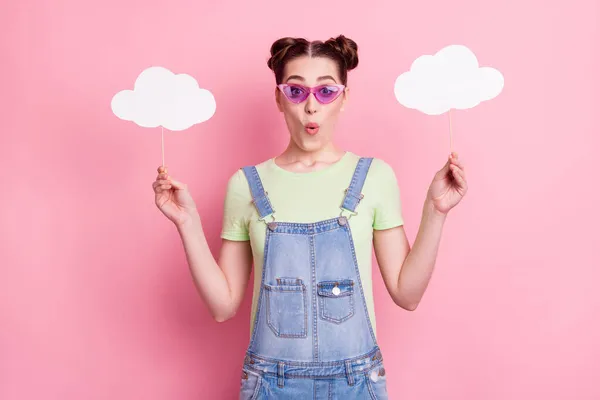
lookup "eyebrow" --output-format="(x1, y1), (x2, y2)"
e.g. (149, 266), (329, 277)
(285, 75), (338, 83)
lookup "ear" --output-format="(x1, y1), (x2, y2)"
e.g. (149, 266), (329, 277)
(340, 87), (350, 112)
(275, 87), (283, 112)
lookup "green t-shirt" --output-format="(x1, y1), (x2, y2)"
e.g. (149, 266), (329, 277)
(220, 151), (404, 338)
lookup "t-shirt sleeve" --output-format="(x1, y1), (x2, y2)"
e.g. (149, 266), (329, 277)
(220, 169), (251, 241)
(372, 159), (405, 230)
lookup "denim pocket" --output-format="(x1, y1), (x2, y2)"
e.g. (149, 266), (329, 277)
(264, 277), (307, 338)
(365, 366), (388, 400)
(239, 369), (262, 400)
(317, 279), (355, 324)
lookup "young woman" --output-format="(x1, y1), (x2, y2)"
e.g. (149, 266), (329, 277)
(152, 35), (467, 399)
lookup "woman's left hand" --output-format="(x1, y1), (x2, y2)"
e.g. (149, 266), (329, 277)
(427, 152), (468, 216)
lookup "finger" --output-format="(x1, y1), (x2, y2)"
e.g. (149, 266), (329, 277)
(450, 156), (465, 171)
(452, 163), (466, 180)
(450, 165), (468, 189)
(157, 165), (168, 174)
(153, 180), (172, 192)
(168, 178), (187, 190)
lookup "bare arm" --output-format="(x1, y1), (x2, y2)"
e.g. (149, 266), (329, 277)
(374, 199), (446, 311)
(153, 166), (254, 322)
(374, 153), (467, 310)
(176, 212), (253, 322)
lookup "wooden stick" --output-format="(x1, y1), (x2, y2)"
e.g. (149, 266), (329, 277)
(161, 126), (165, 167)
(448, 109), (453, 154)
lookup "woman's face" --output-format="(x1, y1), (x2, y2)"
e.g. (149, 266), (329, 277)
(276, 56), (348, 151)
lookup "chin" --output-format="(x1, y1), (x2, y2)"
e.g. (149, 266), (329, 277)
(292, 135), (323, 151)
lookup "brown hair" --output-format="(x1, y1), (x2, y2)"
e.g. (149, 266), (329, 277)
(267, 35), (359, 85)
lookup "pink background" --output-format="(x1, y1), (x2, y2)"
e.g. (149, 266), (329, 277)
(2, 0), (598, 399)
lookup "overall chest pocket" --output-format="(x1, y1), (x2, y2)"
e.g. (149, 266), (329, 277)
(317, 279), (355, 324)
(264, 278), (308, 338)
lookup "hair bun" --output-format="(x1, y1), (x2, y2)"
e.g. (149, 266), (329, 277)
(267, 37), (308, 71)
(326, 35), (359, 70)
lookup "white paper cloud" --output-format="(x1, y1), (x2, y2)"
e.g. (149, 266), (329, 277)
(111, 66), (216, 131)
(394, 44), (504, 115)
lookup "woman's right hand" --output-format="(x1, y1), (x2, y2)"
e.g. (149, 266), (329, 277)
(153, 166), (199, 227)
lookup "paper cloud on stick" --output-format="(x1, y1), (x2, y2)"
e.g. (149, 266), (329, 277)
(394, 45), (504, 115)
(111, 66), (216, 131)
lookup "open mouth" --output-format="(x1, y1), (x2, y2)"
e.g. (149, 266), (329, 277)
(305, 123), (320, 135)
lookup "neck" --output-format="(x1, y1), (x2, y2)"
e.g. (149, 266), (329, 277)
(275, 141), (346, 170)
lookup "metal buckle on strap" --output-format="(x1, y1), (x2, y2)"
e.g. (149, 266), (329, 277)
(258, 213), (277, 230)
(252, 191), (276, 229)
(339, 207), (358, 220)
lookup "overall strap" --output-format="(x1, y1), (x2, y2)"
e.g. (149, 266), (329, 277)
(340, 157), (373, 214)
(241, 166), (275, 220)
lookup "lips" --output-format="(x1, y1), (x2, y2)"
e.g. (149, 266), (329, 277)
(305, 122), (320, 135)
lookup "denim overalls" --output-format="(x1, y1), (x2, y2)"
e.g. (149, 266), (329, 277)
(238, 157), (388, 399)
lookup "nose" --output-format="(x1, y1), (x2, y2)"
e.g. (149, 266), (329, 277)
(304, 93), (319, 114)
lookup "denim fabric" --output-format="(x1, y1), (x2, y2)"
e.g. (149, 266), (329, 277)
(239, 158), (388, 399)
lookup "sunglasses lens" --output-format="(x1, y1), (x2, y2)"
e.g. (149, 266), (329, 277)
(315, 85), (342, 104)
(282, 85), (308, 103)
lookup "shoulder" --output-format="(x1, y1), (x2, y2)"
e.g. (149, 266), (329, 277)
(236, 157), (274, 177)
(226, 156), (269, 183)
(223, 167), (251, 201)
(339, 151), (393, 175)
(361, 156), (401, 201)
(224, 156), (274, 195)
(362, 156), (397, 182)
(226, 167), (247, 186)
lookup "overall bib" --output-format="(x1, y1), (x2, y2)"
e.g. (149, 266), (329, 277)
(239, 157), (388, 399)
